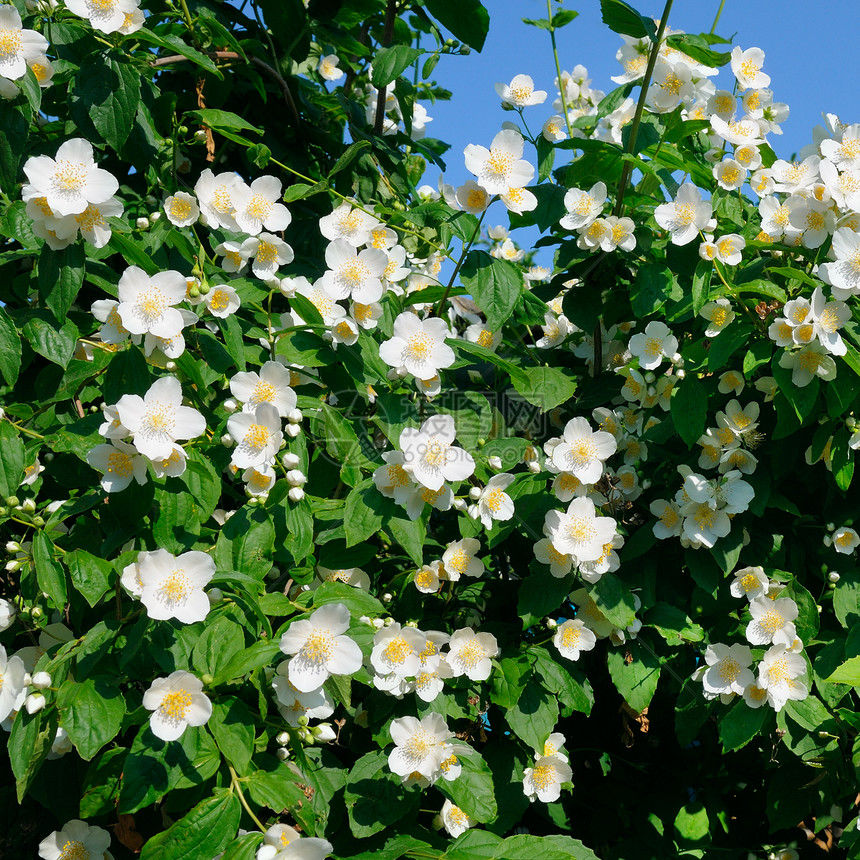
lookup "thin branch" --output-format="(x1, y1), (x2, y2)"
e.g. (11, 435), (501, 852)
(373, 0), (398, 135)
(151, 52), (300, 132)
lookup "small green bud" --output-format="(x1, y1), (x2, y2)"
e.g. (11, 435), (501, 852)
(188, 286), (200, 299)
(31, 516), (44, 528)
(178, 125), (188, 134)
(197, 282), (210, 296)
(201, 673), (214, 686)
(5, 496), (19, 507)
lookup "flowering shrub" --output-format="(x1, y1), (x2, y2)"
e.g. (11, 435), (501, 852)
(2, 0), (860, 858)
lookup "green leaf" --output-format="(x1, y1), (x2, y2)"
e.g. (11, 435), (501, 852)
(424, 0), (490, 50)
(8, 708), (57, 802)
(719, 699), (768, 751)
(218, 314), (247, 372)
(37, 244), (85, 323)
(185, 108), (263, 138)
(33, 531), (67, 610)
(644, 603), (704, 645)
(214, 640), (282, 685)
(135, 28), (223, 78)
(826, 656), (860, 685)
(22, 312), (78, 368)
(192, 615), (246, 678)
(0, 305), (22, 386)
(386, 512), (426, 566)
(0, 101), (29, 190)
(600, 0), (656, 40)
(530, 646), (594, 716)
(208, 697), (255, 775)
(517, 568), (571, 629)
(606, 638), (661, 712)
(670, 374), (708, 448)
(489, 656), (530, 708)
(439, 750), (497, 823)
(674, 802), (709, 844)
(512, 366), (577, 412)
(282, 181), (328, 203)
(344, 750), (420, 838)
(57, 679), (126, 761)
(588, 572), (636, 629)
(70, 52), (141, 151)
(506, 679), (559, 752)
(459, 250), (522, 330)
(344, 479), (388, 547)
(783, 579), (819, 642)
(66, 549), (113, 607)
(328, 141), (371, 178)
(665, 33), (730, 68)
(309, 581), (385, 618)
(0, 421), (24, 499)
(631, 264), (676, 317)
(708, 320), (754, 371)
(140, 790), (240, 860)
(108, 232), (159, 273)
(371, 46), (424, 88)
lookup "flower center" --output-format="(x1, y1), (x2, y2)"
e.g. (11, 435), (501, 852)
(301, 630), (334, 664)
(561, 625), (581, 649)
(137, 286), (168, 321)
(160, 688), (192, 721)
(246, 193), (272, 221)
(170, 198), (193, 221)
(106, 450), (134, 477)
(530, 764), (555, 791)
(566, 515), (596, 544)
(421, 437), (449, 469)
(405, 332), (433, 362)
(244, 423), (271, 450)
(159, 569), (191, 603)
(719, 657), (740, 681)
(485, 149), (514, 179)
(52, 160), (88, 193)
(75, 205), (106, 231)
(209, 289), (231, 311)
(0, 28), (22, 59)
(338, 259), (371, 291)
(143, 403), (176, 436)
(403, 729), (434, 760)
(457, 639), (485, 669)
(483, 487), (506, 513)
(382, 636), (413, 666)
(58, 840), (90, 860)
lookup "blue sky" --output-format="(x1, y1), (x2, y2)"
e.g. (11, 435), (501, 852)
(423, 0), (859, 200)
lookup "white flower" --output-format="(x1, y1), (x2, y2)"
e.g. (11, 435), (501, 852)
(650, 499), (683, 539)
(442, 538), (484, 580)
(379, 313), (456, 381)
(819, 229), (860, 299)
(243, 464), (276, 496)
(319, 238), (386, 303)
(495, 74), (547, 107)
(446, 627), (498, 681)
(553, 619), (596, 661)
(256, 824), (333, 860)
(545, 496), (617, 563)
(279, 603), (362, 692)
(139, 548), (214, 623)
(730, 46), (770, 90)
(654, 183), (712, 246)
(388, 713), (457, 783)
(501, 185), (538, 215)
(833, 526), (860, 554)
(778, 344), (837, 387)
(464, 129), (534, 196)
(38, 820), (111, 860)
(164, 191), (199, 227)
(523, 754), (572, 803)
(0, 644), (27, 722)
(700, 298), (735, 338)
(542, 115), (567, 142)
(730, 566), (769, 600)
(143, 671), (212, 741)
(599, 215), (637, 252)
(549, 417), (617, 483)
(241, 232), (294, 280)
(701, 643), (755, 697)
(413, 561), (444, 594)
(318, 53), (344, 82)
(399, 414), (475, 491)
(227, 402), (283, 469)
(116, 266), (188, 338)
(65, 0), (140, 33)
(215, 240), (250, 274)
(746, 596), (799, 647)
(370, 622), (426, 678)
(319, 202), (379, 247)
(86, 440), (148, 492)
(195, 169), (243, 230)
(230, 361), (297, 418)
(23, 138), (119, 217)
(757, 645), (808, 712)
(713, 159), (747, 191)
(202, 284), (240, 319)
(440, 799), (476, 838)
(456, 180), (490, 214)
(0, 6), (48, 80)
(476, 473), (516, 529)
(116, 376), (205, 461)
(0, 597), (16, 631)
(47, 196), (123, 248)
(534, 537), (573, 577)
(272, 666), (334, 727)
(231, 175), (291, 235)
(559, 182), (606, 231)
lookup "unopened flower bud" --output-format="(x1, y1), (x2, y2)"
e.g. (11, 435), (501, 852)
(6, 541), (21, 553)
(452, 498), (467, 511)
(285, 424), (301, 437)
(207, 587), (224, 603)
(21, 499), (36, 513)
(282, 453), (300, 469)
(468, 486), (482, 500)
(222, 398), (238, 414)
(221, 434), (233, 447)
(194, 129), (207, 142)
(287, 408), (303, 424)
(826, 522), (836, 532)
(297, 715), (309, 727)
(382, 592), (393, 603)
(546, 618), (557, 629)
(276, 731), (291, 745)
(676, 368), (686, 379)
(25, 693), (46, 714)
(288, 487), (305, 502)
(5, 560), (21, 572)
(487, 456), (502, 470)
(5, 496), (19, 507)
(31, 671), (51, 689)
(528, 461), (541, 473)
(276, 746), (290, 761)
(314, 724), (336, 743)
(828, 571), (840, 583)
(644, 371), (656, 384)
(136, 216), (150, 230)
(372, 618), (385, 628)
(468, 504), (480, 519)
(286, 470), (307, 487)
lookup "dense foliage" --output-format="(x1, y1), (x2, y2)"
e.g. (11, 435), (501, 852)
(1, 0), (860, 858)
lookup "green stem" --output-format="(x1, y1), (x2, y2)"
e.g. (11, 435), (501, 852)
(433, 209), (487, 317)
(8, 421), (45, 441)
(710, 0), (727, 34)
(612, 0), (674, 218)
(229, 765), (266, 831)
(547, 0), (574, 140)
